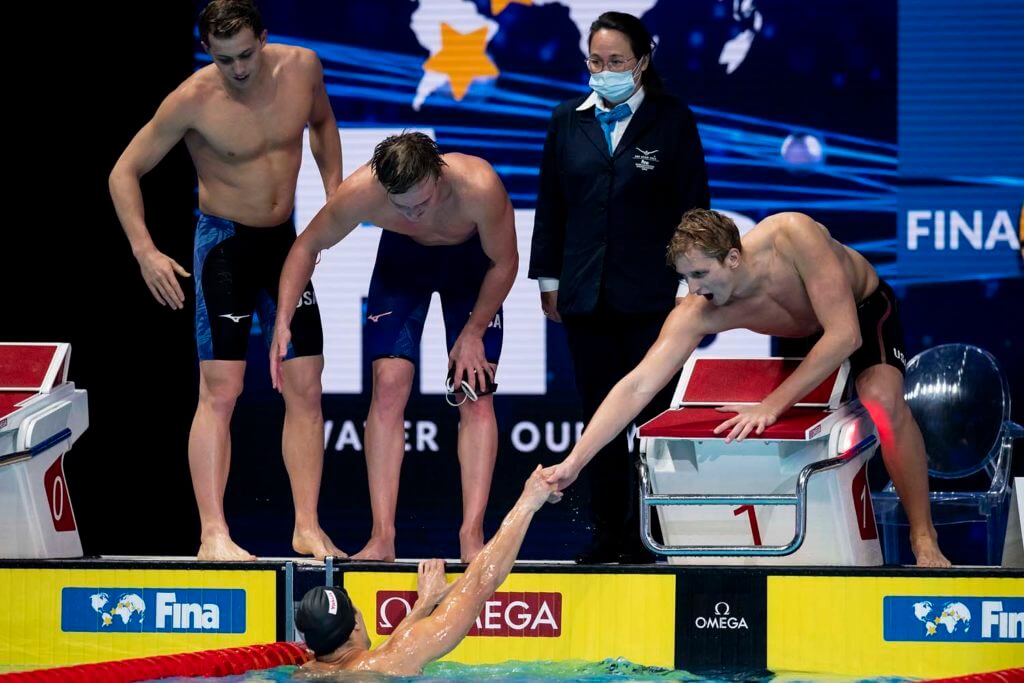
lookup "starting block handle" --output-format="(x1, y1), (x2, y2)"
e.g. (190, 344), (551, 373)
(0, 427), (72, 467)
(642, 493), (797, 506)
(639, 435), (877, 556)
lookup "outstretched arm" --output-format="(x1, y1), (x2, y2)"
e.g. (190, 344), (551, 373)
(372, 467), (560, 672)
(543, 302), (709, 490)
(109, 87), (195, 309)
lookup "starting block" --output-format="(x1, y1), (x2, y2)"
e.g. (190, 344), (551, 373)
(0, 343), (88, 558)
(638, 357), (883, 566)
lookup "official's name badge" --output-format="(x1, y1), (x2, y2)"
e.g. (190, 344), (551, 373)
(634, 148), (659, 171)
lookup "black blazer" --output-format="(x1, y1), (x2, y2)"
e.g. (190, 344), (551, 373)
(529, 91), (710, 315)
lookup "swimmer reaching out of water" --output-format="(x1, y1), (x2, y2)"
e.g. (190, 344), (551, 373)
(293, 466), (561, 676)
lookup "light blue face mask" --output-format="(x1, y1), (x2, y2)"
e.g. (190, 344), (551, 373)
(589, 61), (642, 104)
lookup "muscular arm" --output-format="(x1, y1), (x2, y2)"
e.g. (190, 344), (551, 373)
(546, 301), (710, 489)
(367, 469), (558, 674)
(270, 177), (365, 387)
(396, 560), (453, 628)
(448, 164), (518, 389)
(108, 86), (195, 307)
(465, 167), (518, 337)
(277, 181), (363, 325)
(305, 53), (343, 198)
(762, 214), (861, 413)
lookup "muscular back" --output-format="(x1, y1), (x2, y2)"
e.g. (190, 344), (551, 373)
(184, 45), (321, 226)
(349, 154), (503, 246)
(702, 212), (879, 339)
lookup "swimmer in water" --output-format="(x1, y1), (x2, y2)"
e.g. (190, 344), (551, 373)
(293, 467), (561, 676)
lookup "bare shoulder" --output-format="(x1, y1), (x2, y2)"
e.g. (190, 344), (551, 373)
(184, 64), (222, 94)
(769, 212), (827, 241)
(757, 212), (829, 258)
(448, 154), (509, 225)
(666, 295), (726, 336)
(348, 633), (418, 675)
(342, 163), (377, 194)
(274, 43), (321, 70)
(327, 164), (391, 227)
(160, 68), (219, 120)
(263, 44), (322, 86)
(448, 153), (503, 194)
(332, 164), (383, 214)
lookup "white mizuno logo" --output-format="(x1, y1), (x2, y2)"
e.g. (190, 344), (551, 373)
(367, 311), (393, 323)
(219, 313), (251, 323)
(637, 148), (659, 155)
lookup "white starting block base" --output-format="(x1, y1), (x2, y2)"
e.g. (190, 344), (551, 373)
(0, 343), (88, 559)
(646, 413), (882, 566)
(640, 358), (884, 567)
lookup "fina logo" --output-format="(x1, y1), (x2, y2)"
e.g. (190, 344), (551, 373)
(155, 592), (221, 630)
(980, 601), (1024, 639)
(61, 587), (246, 634)
(883, 596), (1023, 642)
(694, 601), (749, 630)
(906, 210), (1020, 251)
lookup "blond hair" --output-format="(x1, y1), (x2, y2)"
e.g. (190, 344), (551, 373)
(666, 208), (742, 264)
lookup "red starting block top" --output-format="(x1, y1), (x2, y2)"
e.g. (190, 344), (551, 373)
(0, 343), (69, 393)
(1, 343), (71, 422)
(676, 357), (847, 409)
(645, 357), (852, 441)
(639, 407), (832, 440)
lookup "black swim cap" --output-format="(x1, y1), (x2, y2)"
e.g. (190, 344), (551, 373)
(295, 586), (357, 656)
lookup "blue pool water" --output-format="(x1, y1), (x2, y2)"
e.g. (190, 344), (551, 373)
(146, 659), (914, 682)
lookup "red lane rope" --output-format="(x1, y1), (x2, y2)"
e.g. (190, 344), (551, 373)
(926, 668), (1024, 683)
(4, 654), (1020, 682)
(0, 642), (313, 682)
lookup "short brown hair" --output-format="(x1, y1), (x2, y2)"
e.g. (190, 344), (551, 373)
(666, 208), (742, 265)
(198, 0), (264, 44)
(370, 133), (447, 195)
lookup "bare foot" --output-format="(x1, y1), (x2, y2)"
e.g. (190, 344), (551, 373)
(351, 537), (395, 562)
(197, 533), (256, 561)
(911, 533), (951, 568)
(293, 528), (347, 561)
(459, 528), (484, 564)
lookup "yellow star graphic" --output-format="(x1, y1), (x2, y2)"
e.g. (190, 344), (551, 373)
(422, 23), (499, 101)
(492, 0), (532, 15)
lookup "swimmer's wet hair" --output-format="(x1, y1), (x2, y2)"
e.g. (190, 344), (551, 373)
(199, 0), (264, 44)
(371, 132), (447, 196)
(667, 208), (743, 265)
